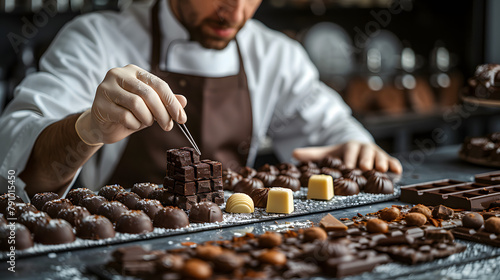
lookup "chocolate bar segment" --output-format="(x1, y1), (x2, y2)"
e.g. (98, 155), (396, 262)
(201, 159), (222, 178)
(193, 163), (211, 180)
(475, 170), (500, 185)
(211, 178), (223, 192)
(212, 191), (224, 205)
(167, 164), (195, 182)
(167, 149), (192, 167)
(197, 192), (213, 203)
(174, 181), (196, 196)
(196, 180), (211, 193)
(175, 195), (197, 210)
(181, 147), (200, 164)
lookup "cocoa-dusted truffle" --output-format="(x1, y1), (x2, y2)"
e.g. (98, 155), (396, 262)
(34, 219), (76, 245)
(222, 168), (243, 191)
(333, 178), (360, 196)
(364, 175), (394, 194)
(233, 178), (264, 195)
(153, 206), (189, 229)
(98, 201), (129, 223)
(258, 164), (280, 175)
(320, 156), (343, 169)
(81, 195), (107, 214)
(136, 199), (163, 219)
(189, 202), (223, 223)
(462, 212), (484, 229)
(320, 167), (342, 179)
(343, 169), (367, 189)
(271, 175), (301, 192)
(113, 192), (141, 210)
(0, 223), (33, 251)
(18, 210), (50, 232)
(254, 172), (276, 186)
(249, 188), (269, 208)
(31, 192), (59, 210)
(10, 203), (37, 218)
(239, 166), (257, 178)
(76, 215), (115, 240)
(0, 193), (23, 214)
(66, 188), (95, 205)
(131, 183), (159, 199)
(42, 199), (73, 218)
(98, 184), (125, 201)
(115, 210), (153, 234)
(57, 206), (90, 227)
(148, 188), (175, 206)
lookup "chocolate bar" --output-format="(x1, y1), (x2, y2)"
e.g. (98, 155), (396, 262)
(400, 179), (500, 210)
(167, 164), (195, 182)
(475, 170), (500, 185)
(452, 227), (500, 247)
(201, 159), (222, 178)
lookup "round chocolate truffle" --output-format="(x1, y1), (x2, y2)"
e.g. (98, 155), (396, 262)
(153, 206), (190, 229)
(131, 183), (159, 199)
(320, 156), (344, 169)
(333, 178), (360, 196)
(258, 164), (280, 175)
(320, 167), (342, 179)
(148, 188), (175, 206)
(57, 206), (90, 227)
(364, 175), (394, 194)
(97, 201), (129, 223)
(222, 168), (243, 191)
(271, 175), (301, 192)
(239, 166), (257, 178)
(0, 223), (33, 251)
(362, 170), (388, 180)
(254, 172), (276, 187)
(31, 192), (59, 210)
(0, 193), (24, 213)
(76, 215), (115, 240)
(278, 163), (301, 179)
(98, 184), (125, 201)
(189, 202), (223, 224)
(81, 195), (107, 214)
(233, 178), (264, 195)
(462, 212), (484, 229)
(18, 210), (51, 232)
(34, 219), (76, 245)
(113, 192), (141, 210)
(66, 188), (95, 205)
(249, 188), (269, 208)
(42, 198), (73, 218)
(10, 203), (37, 218)
(115, 210), (153, 234)
(343, 169), (367, 189)
(136, 199), (163, 219)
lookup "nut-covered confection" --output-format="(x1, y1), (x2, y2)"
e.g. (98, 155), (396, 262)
(81, 195), (107, 214)
(31, 192), (59, 211)
(271, 175), (301, 192)
(405, 212), (427, 226)
(233, 178), (264, 195)
(42, 199), (73, 218)
(258, 249), (287, 265)
(410, 204), (433, 219)
(131, 183), (159, 199)
(379, 207), (400, 222)
(153, 206), (189, 229)
(77, 215), (116, 240)
(98, 185), (125, 201)
(366, 218), (389, 233)
(115, 210), (153, 234)
(66, 188), (95, 205)
(303, 227), (328, 242)
(18, 210), (50, 232)
(462, 212), (484, 229)
(182, 259), (213, 279)
(343, 169), (367, 189)
(333, 178), (360, 196)
(320, 156), (344, 169)
(113, 192), (141, 210)
(258, 232), (282, 248)
(0, 223), (33, 251)
(254, 171), (276, 186)
(57, 206), (90, 227)
(222, 168), (243, 191)
(239, 166), (257, 178)
(97, 201), (129, 223)
(34, 219), (76, 245)
(432, 205), (454, 220)
(135, 199), (163, 219)
(189, 202), (223, 223)
(484, 217), (500, 234)
(364, 175), (394, 194)
(195, 245), (224, 260)
(258, 164), (280, 175)
(249, 187), (269, 208)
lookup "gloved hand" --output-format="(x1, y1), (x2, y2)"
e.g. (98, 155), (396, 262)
(292, 141), (403, 174)
(75, 64), (187, 146)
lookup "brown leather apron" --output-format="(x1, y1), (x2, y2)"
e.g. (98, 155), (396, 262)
(108, 1), (253, 187)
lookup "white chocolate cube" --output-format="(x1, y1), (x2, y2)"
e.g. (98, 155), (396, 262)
(307, 174), (334, 200)
(266, 187), (294, 214)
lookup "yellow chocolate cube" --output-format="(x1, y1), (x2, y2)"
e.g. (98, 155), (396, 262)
(266, 187), (294, 214)
(307, 174), (334, 200)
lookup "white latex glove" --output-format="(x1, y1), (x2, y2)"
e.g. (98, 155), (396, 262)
(75, 64), (187, 146)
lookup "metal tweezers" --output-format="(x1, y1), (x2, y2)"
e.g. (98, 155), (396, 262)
(176, 122), (201, 155)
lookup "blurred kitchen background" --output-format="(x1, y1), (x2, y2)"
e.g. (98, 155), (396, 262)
(0, 0), (499, 156)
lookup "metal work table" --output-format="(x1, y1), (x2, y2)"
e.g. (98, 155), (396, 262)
(2, 145), (499, 280)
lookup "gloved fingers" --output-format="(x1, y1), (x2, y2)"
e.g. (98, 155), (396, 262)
(135, 69), (187, 124)
(175, 94), (187, 108)
(358, 144), (376, 171)
(292, 146), (335, 162)
(374, 150), (389, 172)
(111, 84), (155, 128)
(388, 157), (403, 174)
(105, 101), (143, 131)
(343, 142), (361, 169)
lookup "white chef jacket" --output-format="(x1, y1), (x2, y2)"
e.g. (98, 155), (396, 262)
(0, 0), (372, 199)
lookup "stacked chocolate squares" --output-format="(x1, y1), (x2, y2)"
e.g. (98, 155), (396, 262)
(163, 148), (224, 210)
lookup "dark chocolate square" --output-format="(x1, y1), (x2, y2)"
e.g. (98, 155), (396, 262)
(166, 163), (176, 178)
(212, 191), (224, 205)
(196, 180), (212, 193)
(181, 147), (200, 164)
(211, 178), (223, 191)
(193, 163), (210, 180)
(163, 177), (175, 192)
(175, 195), (197, 210)
(173, 165), (195, 182)
(201, 160), (222, 178)
(213, 197), (224, 205)
(197, 192), (213, 203)
(148, 188), (175, 206)
(174, 181), (196, 196)
(169, 150), (192, 167)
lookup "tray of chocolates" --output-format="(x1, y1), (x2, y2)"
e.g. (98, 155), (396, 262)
(87, 205), (468, 280)
(0, 150), (400, 260)
(459, 132), (500, 168)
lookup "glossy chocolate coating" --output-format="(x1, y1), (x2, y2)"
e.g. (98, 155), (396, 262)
(77, 215), (116, 240)
(153, 206), (190, 229)
(57, 206), (91, 227)
(0, 223), (33, 251)
(189, 202), (223, 223)
(131, 183), (159, 199)
(320, 156), (344, 169)
(462, 212), (484, 229)
(254, 172), (276, 187)
(320, 167), (342, 180)
(258, 164), (280, 175)
(113, 192), (141, 210)
(239, 166), (257, 178)
(148, 188), (175, 207)
(98, 185), (125, 201)
(81, 195), (107, 214)
(10, 203), (37, 218)
(42, 199), (73, 218)
(233, 178), (264, 195)
(97, 201), (129, 223)
(115, 210), (153, 234)
(343, 169), (367, 189)
(278, 163), (301, 179)
(271, 175), (301, 192)
(136, 199), (163, 219)
(18, 210), (51, 232)
(222, 168), (243, 191)
(333, 178), (360, 196)
(249, 188), (269, 208)
(364, 175), (394, 194)
(0, 193), (24, 214)
(34, 219), (76, 245)
(66, 188), (95, 205)
(31, 192), (59, 210)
